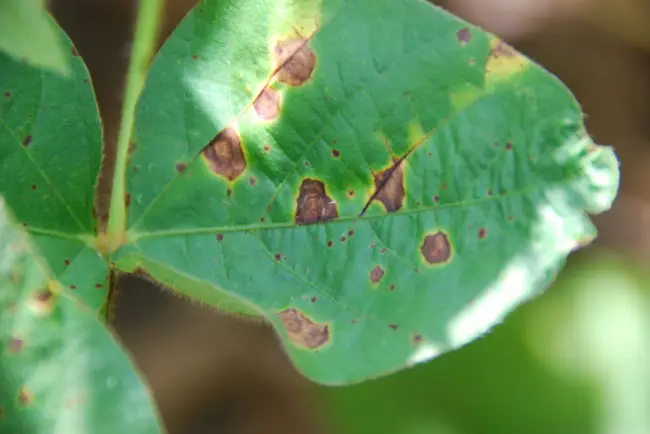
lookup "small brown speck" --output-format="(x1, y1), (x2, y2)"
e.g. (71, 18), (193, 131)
(23, 135), (32, 147)
(505, 142), (513, 151)
(310, 296), (317, 303)
(388, 324), (399, 330)
(340, 236), (347, 243)
(30, 184), (36, 191)
(327, 240), (333, 247)
(274, 253), (282, 261)
(331, 149), (340, 158)
(249, 176), (257, 186)
(64, 259), (70, 266)
(216, 233), (224, 241)
(478, 228), (487, 239)
(175, 162), (187, 173)
(348, 229), (354, 237)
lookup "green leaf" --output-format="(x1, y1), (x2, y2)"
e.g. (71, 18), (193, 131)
(0, 1), (69, 75)
(0, 24), (105, 311)
(0, 197), (162, 433)
(116, 0), (620, 384)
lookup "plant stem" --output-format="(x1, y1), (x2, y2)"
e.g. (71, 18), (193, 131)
(106, 0), (163, 252)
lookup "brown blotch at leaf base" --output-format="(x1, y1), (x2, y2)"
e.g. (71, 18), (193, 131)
(274, 39), (316, 86)
(295, 179), (338, 225)
(253, 87), (281, 120)
(421, 232), (451, 264)
(373, 162), (405, 212)
(203, 128), (247, 181)
(370, 266), (385, 284)
(278, 308), (329, 349)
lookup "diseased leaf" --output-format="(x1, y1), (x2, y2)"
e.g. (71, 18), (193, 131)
(116, 0), (620, 384)
(0, 1), (69, 74)
(0, 197), (163, 433)
(0, 25), (105, 311)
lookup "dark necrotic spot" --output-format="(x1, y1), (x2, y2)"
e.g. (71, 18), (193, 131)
(94, 283), (103, 289)
(64, 259), (70, 266)
(253, 87), (281, 120)
(348, 229), (354, 237)
(295, 179), (338, 225)
(373, 161), (405, 212)
(505, 142), (513, 151)
(274, 39), (316, 86)
(370, 266), (384, 284)
(191, 54), (199, 60)
(331, 149), (340, 158)
(69, 285), (76, 290)
(278, 308), (329, 349)
(125, 193), (131, 208)
(388, 324), (399, 330)
(327, 240), (333, 247)
(128, 142), (136, 154)
(413, 334), (423, 344)
(249, 176), (257, 186)
(203, 127), (246, 181)
(3, 92), (10, 99)
(340, 236), (347, 243)
(478, 228), (487, 239)
(30, 184), (36, 191)
(457, 28), (472, 45)
(421, 232), (451, 264)
(175, 162), (187, 173)
(389, 284), (395, 291)
(23, 135), (32, 147)
(310, 296), (317, 303)
(274, 253), (282, 261)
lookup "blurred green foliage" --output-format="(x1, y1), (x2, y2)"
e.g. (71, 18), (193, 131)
(324, 252), (650, 434)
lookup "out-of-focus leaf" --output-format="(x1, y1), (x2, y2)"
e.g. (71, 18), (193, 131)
(0, 0), (69, 74)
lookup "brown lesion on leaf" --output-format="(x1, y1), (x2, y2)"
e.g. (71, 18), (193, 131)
(124, 192), (131, 208)
(370, 266), (385, 285)
(295, 179), (338, 225)
(457, 28), (472, 45)
(372, 159), (405, 212)
(273, 39), (316, 86)
(202, 127), (247, 181)
(17, 387), (33, 406)
(278, 308), (329, 349)
(27, 288), (54, 315)
(253, 87), (281, 120)
(175, 162), (187, 173)
(421, 232), (452, 265)
(8, 337), (23, 354)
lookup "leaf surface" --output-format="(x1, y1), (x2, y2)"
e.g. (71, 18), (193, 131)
(116, 0), (620, 384)
(0, 25), (105, 310)
(0, 197), (162, 433)
(0, 1), (69, 74)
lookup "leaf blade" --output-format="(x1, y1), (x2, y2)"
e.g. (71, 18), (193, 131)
(0, 197), (163, 433)
(120, 0), (620, 384)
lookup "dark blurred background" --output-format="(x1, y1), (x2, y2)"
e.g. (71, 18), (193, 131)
(47, 1), (650, 433)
